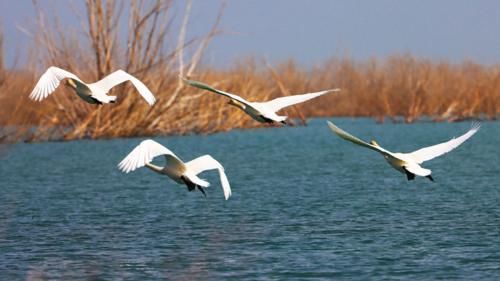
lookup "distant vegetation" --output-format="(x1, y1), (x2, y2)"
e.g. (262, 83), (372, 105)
(0, 0), (498, 143)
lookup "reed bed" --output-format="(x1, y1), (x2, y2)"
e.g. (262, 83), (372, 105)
(0, 1), (498, 143)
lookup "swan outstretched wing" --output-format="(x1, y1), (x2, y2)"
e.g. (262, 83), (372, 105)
(183, 78), (251, 107)
(263, 89), (340, 112)
(118, 140), (183, 173)
(185, 155), (231, 200)
(29, 66), (83, 101)
(409, 123), (480, 163)
(91, 70), (156, 105)
(327, 121), (391, 155)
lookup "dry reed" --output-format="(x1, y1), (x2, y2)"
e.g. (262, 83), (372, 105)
(0, 1), (498, 143)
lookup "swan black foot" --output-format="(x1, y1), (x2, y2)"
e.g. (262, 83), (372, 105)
(181, 176), (197, 191)
(403, 168), (415, 181)
(426, 175), (434, 182)
(198, 187), (207, 197)
(91, 97), (103, 105)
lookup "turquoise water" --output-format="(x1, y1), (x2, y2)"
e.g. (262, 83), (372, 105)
(1, 118), (499, 280)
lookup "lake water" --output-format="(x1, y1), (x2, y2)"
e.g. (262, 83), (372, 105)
(1, 118), (499, 280)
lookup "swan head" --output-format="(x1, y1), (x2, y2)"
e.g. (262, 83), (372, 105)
(228, 99), (246, 110)
(65, 78), (77, 89)
(370, 140), (380, 147)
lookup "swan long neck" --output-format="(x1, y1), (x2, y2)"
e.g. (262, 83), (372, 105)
(145, 163), (164, 174)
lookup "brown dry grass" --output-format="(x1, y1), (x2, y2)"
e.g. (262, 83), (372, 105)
(183, 56), (500, 126)
(0, 1), (499, 143)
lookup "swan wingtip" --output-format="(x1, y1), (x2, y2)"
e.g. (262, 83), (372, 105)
(470, 121), (481, 132)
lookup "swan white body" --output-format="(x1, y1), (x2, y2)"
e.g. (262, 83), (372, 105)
(183, 78), (340, 124)
(30, 66), (156, 105)
(327, 121), (480, 181)
(118, 140), (231, 200)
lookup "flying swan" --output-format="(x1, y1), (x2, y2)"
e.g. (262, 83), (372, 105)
(118, 140), (232, 200)
(327, 121), (480, 181)
(183, 78), (340, 124)
(30, 66), (156, 105)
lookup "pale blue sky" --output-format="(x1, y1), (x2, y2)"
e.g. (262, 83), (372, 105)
(1, 0), (499, 68)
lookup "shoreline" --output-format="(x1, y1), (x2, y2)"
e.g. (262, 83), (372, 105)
(1, 115), (494, 144)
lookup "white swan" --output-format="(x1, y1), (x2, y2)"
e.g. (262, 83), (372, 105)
(183, 78), (340, 124)
(118, 140), (231, 200)
(327, 121), (480, 181)
(30, 66), (156, 105)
